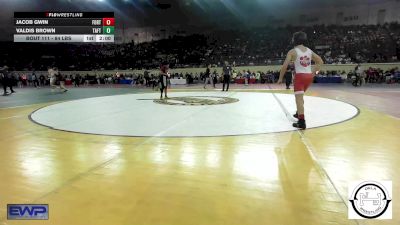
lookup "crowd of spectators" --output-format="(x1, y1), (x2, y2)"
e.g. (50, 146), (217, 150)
(1, 23), (400, 71)
(7, 64), (400, 90)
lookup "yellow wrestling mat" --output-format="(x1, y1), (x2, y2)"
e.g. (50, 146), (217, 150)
(0, 89), (399, 225)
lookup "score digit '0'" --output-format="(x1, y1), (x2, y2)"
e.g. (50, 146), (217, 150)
(102, 18), (115, 26)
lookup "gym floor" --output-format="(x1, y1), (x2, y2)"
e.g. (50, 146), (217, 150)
(0, 83), (399, 225)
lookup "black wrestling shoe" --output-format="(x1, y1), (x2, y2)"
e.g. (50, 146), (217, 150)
(293, 112), (298, 119)
(293, 119), (306, 130)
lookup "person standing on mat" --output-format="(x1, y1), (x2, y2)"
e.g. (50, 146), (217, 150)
(222, 61), (232, 91)
(49, 67), (67, 92)
(159, 62), (170, 99)
(203, 64), (211, 89)
(212, 70), (217, 88)
(58, 71), (68, 92)
(32, 71), (40, 88)
(285, 65), (293, 90)
(353, 63), (363, 87)
(277, 31), (324, 129)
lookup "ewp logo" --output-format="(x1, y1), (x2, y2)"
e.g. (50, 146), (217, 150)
(7, 204), (49, 220)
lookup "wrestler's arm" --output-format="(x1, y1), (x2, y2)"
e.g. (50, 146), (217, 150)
(311, 52), (324, 75)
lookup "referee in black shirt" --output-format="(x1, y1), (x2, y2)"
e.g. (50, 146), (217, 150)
(285, 66), (293, 90)
(222, 61), (232, 91)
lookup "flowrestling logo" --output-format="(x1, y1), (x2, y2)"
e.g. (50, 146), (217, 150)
(7, 204), (49, 220)
(348, 181), (392, 219)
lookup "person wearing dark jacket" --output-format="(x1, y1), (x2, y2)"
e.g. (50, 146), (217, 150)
(222, 61), (232, 91)
(212, 70), (217, 88)
(1, 66), (15, 95)
(285, 66), (293, 89)
(32, 71), (39, 88)
(159, 62), (170, 99)
(203, 64), (211, 89)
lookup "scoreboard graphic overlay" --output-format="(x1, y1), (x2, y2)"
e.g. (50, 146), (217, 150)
(14, 12), (114, 43)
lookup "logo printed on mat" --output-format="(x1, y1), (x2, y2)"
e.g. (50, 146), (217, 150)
(7, 204), (49, 220)
(154, 96), (239, 106)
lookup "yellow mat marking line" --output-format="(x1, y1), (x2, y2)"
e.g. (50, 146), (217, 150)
(0, 115), (25, 120)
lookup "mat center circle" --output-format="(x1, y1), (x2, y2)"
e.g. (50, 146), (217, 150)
(29, 92), (359, 137)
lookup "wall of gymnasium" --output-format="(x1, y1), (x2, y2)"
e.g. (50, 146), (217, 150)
(285, 0), (400, 26)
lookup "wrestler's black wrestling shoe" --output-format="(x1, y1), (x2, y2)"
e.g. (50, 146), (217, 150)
(293, 112), (298, 119)
(293, 119), (306, 130)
